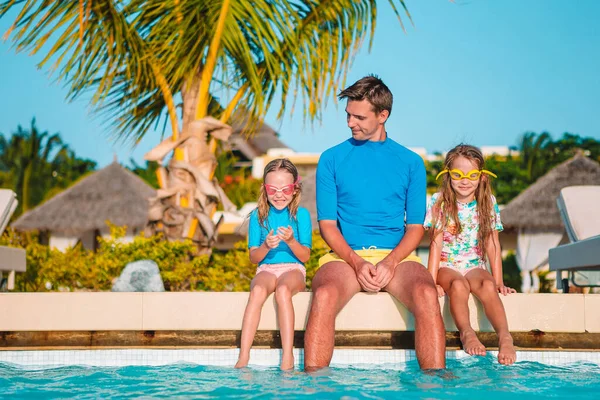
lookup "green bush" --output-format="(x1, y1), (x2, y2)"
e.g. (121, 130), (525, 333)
(220, 175), (262, 209)
(502, 252), (522, 292)
(537, 269), (555, 293)
(0, 226), (331, 292)
(1, 226), (210, 292)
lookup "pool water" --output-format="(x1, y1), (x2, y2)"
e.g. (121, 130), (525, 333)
(1, 356), (599, 399)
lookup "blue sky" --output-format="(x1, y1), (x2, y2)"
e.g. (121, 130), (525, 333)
(1, 0), (599, 168)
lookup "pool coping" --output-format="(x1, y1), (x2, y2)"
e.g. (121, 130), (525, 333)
(0, 292), (598, 350)
(1, 330), (600, 350)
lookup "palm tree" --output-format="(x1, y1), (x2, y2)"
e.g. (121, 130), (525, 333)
(518, 131), (552, 183)
(0, 119), (96, 215)
(1, 0), (414, 252)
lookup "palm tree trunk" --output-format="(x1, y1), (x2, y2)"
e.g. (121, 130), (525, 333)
(146, 69), (235, 254)
(181, 70), (202, 137)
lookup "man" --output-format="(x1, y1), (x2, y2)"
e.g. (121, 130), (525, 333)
(304, 75), (446, 371)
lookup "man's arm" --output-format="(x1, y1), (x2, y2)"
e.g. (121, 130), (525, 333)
(374, 224), (425, 288)
(382, 224), (425, 266)
(319, 220), (380, 292)
(375, 156), (427, 288)
(316, 149), (379, 291)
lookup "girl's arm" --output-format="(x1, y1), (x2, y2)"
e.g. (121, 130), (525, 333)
(427, 230), (445, 296)
(249, 230), (279, 264)
(286, 238), (311, 263)
(486, 230), (516, 295)
(249, 243), (269, 264)
(277, 226), (310, 263)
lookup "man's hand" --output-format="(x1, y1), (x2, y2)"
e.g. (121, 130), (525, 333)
(497, 284), (516, 296)
(276, 226), (295, 244)
(355, 260), (380, 292)
(265, 229), (281, 249)
(374, 258), (396, 289)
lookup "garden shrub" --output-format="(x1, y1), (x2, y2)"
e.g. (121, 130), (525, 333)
(1, 226), (331, 292)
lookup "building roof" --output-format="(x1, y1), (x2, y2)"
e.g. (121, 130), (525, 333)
(501, 154), (600, 231)
(12, 162), (156, 235)
(228, 114), (290, 161)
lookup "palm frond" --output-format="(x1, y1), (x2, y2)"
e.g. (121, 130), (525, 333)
(1, 0), (414, 142)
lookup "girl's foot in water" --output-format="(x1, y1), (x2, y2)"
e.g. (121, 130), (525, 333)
(280, 352), (294, 370)
(235, 354), (249, 368)
(460, 329), (486, 356)
(498, 334), (517, 365)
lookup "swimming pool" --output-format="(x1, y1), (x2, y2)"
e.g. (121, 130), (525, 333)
(1, 349), (599, 399)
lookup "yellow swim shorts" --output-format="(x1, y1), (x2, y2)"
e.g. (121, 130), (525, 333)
(318, 248), (422, 268)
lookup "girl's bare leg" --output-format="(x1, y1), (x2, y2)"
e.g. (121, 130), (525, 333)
(274, 269), (306, 370)
(466, 268), (516, 365)
(438, 268), (486, 356)
(235, 272), (277, 368)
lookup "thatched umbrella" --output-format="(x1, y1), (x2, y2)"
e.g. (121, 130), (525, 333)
(12, 161), (155, 237)
(500, 153), (600, 292)
(502, 154), (600, 231)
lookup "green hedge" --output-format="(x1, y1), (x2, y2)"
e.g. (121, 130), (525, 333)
(0, 225), (330, 292)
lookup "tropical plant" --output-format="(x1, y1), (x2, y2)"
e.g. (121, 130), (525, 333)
(544, 132), (600, 165)
(1, 0), (414, 252)
(0, 119), (96, 216)
(1, 226), (330, 292)
(518, 131), (553, 183)
(492, 132), (600, 204)
(425, 132), (600, 205)
(129, 159), (160, 189)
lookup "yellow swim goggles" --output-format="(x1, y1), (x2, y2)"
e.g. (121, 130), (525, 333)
(436, 169), (497, 181)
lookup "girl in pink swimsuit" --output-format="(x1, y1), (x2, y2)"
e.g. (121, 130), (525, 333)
(424, 144), (517, 366)
(235, 158), (312, 370)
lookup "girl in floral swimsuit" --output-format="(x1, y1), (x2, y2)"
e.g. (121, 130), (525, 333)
(424, 144), (517, 366)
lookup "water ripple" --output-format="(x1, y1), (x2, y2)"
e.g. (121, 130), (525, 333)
(0, 358), (598, 399)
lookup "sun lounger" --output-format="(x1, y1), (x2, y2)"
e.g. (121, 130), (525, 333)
(0, 189), (17, 234)
(0, 189), (26, 291)
(549, 185), (600, 292)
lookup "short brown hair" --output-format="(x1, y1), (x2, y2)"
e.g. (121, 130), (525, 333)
(338, 75), (393, 116)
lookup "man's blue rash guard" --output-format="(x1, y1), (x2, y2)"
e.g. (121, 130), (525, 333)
(316, 137), (426, 250)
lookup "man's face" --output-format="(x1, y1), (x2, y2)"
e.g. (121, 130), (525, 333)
(345, 99), (389, 141)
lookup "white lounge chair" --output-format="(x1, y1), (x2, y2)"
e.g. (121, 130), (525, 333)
(549, 185), (600, 292)
(0, 189), (26, 291)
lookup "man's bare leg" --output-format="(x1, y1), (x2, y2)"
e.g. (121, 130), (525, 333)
(304, 261), (361, 371)
(384, 261), (446, 370)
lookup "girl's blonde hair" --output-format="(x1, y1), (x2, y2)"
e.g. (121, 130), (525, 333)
(257, 158), (302, 229)
(431, 144), (497, 260)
